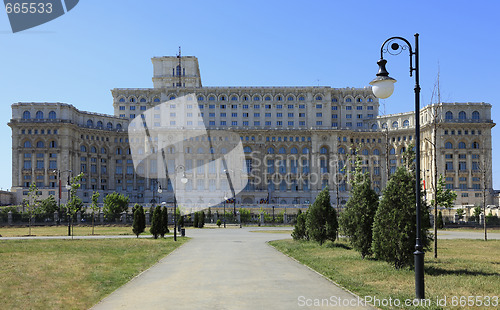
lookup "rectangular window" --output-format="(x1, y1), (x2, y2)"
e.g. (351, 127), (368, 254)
(232, 121), (238, 126)
(197, 160), (204, 174)
(36, 160), (44, 169)
(446, 162), (453, 171)
(277, 113), (283, 118)
(316, 112), (322, 117)
(459, 162), (467, 171)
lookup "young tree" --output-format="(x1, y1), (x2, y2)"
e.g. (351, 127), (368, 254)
(472, 206), (482, 223)
(133, 205), (145, 238)
(160, 206), (169, 237)
(103, 192), (129, 221)
(430, 175), (457, 258)
(66, 173), (84, 238)
(150, 206), (162, 239)
(292, 209), (308, 240)
(39, 195), (58, 217)
(90, 191), (100, 235)
(340, 152), (379, 258)
(306, 187), (337, 245)
(216, 219), (222, 227)
(456, 208), (465, 221)
(25, 183), (42, 236)
(372, 166), (432, 269)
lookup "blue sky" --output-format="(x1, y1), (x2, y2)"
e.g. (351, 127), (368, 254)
(1, 0), (499, 190)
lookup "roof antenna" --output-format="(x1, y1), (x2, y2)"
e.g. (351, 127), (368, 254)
(177, 46), (182, 87)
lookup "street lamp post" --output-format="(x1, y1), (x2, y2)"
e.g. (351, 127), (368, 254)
(64, 170), (73, 237)
(223, 193), (227, 228)
(159, 170), (188, 241)
(370, 33), (425, 299)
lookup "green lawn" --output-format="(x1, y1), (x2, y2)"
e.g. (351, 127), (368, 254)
(0, 237), (188, 309)
(0, 225), (165, 237)
(269, 238), (500, 310)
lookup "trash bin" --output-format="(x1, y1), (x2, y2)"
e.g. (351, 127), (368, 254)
(181, 228), (185, 237)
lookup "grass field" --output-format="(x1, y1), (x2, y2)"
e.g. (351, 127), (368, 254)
(0, 225), (163, 237)
(269, 238), (500, 310)
(0, 237), (188, 309)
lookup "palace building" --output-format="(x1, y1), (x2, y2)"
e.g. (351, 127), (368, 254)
(8, 55), (496, 213)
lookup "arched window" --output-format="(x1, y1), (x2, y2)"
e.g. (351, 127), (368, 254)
(129, 97), (135, 103)
(176, 65), (181, 76)
(221, 147), (227, 154)
(154, 98), (160, 103)
(362, 149), (369, 156)
(403, 120), (409, 127)
(302, 147), (309, 154)
(287, 96), (294, 101)
(267, 147), (275, 154)
(208, 96), (216, 101)
(169, 96), (176, 100)
(140, 98), (146, 103)
(253, 96), (260, 101)
(49, 141), (57, 148)
(373, 149), (380, 155)
(244, 146), (252, 153)
(445, 111), (453, 120)
(290, 147), (298, 154)
(119, 98), (125, 102)
(458, 142), (466, 149)
(24, 141), (31, 148)
(197, 147), (204, 154)
(197, 96), (204, 101)
(168, 147), (175, 154)
(91, 146), (97, 153)
(81, 145), (87, 152)
(116, 148), (122, 155)
(116, 124), (122, 130)
(400, 147), (406, 154)
(472, 111), (480, 120)
(316, 96), (322, 101)
(445, 142), (453, 149)
(472, 141), (479, 149)
(389, 148), (396, 155)
(101, 147), (107, 154)
(346, 98), (352, 102)
(279, 147), (286, 154)
(264, 96), (271, 101)
(320, 147), (328, 154)
(107, 122), (113, 129)
(87, 119), (93, 127)
(48, 111), (56, 119)
(22, 111), (31, 119)
(458, 111), (466, 120)
(392, 121), (398, 128)
(97, 121), (103, 128)
(371, 123), (378, 130)
(36, 111), (44, 119)
(36, 141), (44, 148)
(382, 123), (387, 129)
(127, 148), (131, 155)
(338, 147), (345, 154)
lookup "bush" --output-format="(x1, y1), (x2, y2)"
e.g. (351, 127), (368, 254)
(305, 187), (337, 245)
(216, 219), (221, 227)
(132, 206), (145, 238)
(193, 212), (199, 228)
(292, 209), (308, 240)
(150, 206), (162, 239)
(160, 207), (169, 237)
(437, 211), (444, 229)
(372, 166), (432, 269)
(198, 211), (205, 228)
(340, 171), (378, 258)
(103, 192), (129, 221)
(486, 213), (500, 225)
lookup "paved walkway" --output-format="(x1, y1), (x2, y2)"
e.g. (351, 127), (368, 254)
(91, 228), (374, 310)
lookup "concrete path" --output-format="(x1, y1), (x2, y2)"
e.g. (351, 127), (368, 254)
(91, 227), (374, 310)
(436, 229), (500, 239)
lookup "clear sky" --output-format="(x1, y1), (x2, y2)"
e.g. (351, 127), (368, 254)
(1, 0), (499, 190)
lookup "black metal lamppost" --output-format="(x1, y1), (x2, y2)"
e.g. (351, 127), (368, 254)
(223, 193), (227, 228)
(369, 33), (425, 299)
(64, 170), (73, 237)
(158, 170), (188, 241)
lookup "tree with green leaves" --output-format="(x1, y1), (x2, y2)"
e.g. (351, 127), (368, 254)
(160, 206), (169, 237)
(340, 151), (379, 258)
(150, 206), (162, 239)
(306, 187), (337, 245)
(472, 206), (482, 223)
(39, 195), (58, 217)
(430, 174), (457, 258)
(372, 165), (432, 269)
(103, 192), (129, 221)
(456, 208), (465, 221)
(292, 209), (308, 240)
(66, 173), (84, 238)
(90, 191), (100, 235)
(24, 183), (42, 236)
(133, 205), (146, 238)
(199, 211), (205, 228)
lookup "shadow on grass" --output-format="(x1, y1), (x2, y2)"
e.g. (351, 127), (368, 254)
(425, 266), (499, 277)
(325, 242), (352, 250)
